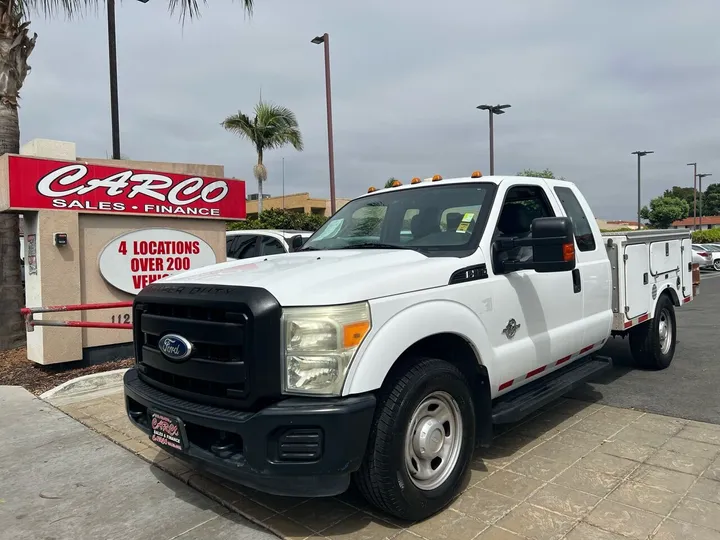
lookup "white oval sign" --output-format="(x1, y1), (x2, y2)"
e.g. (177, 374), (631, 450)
(99, 228), (217, 295)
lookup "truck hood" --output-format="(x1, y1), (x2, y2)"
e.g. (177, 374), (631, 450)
(158, 249), (466, 306)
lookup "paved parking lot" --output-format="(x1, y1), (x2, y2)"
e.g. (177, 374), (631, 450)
(61, 390), (720, 540)
(570, 271), (720, 424)
(51, 274), (720, 540)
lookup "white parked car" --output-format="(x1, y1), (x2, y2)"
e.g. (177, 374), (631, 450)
(126, 173), (694, 521)
(692, 244), (714, 270)
(697, 244), (720, 271)
(225, 229), (313, 260)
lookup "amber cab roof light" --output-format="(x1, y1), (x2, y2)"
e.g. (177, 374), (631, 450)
(367, 186), (377, 193)
(390, 180), (403, 187)
(432, 174), (443, 182)
(471, 170), (483, 178)
(411, 177), (422, 184)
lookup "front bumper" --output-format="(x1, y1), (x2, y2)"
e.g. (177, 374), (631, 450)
(124, 368), (376, 497)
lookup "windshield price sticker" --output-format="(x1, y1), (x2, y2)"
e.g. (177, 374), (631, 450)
(99, 228), (217, 295)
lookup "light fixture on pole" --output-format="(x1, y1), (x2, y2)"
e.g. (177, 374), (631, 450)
(697, 173), (712, 229)
(311, 33), (337, 214)
(476, 104), (511, 175)
(631, 150), (654, 230)
(687, 162), (698, 228)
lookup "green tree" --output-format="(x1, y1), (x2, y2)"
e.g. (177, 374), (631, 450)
(227, 208), (327, 232)
(662, 186), (696, 209)
(517, 168), (561, 179)
(640, 196), (690, 229)
(701, 183), (720, 217)
(222, 101), (303, 214)
(384, 177), (399, 188)
(0, 0), (255, 351)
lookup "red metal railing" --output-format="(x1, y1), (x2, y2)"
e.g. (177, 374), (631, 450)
(21, 302), (133, 332)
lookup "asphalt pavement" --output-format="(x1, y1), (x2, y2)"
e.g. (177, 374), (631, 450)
(568, 271), (720, 424)
(0, 386), (274, 540)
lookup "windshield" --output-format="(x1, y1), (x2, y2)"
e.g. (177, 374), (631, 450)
(302, 183), (495, 256)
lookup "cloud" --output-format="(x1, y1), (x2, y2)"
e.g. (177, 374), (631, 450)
(19, 0), (720, 219)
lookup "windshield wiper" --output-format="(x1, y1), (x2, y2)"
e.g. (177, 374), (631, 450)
(296, 246), (320, 252)
(338, 242), (415, 250)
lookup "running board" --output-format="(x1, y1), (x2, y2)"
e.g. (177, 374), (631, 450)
(491, 355), (613, 424)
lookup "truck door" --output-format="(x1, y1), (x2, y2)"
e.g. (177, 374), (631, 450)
(479, 182), (583, 395)
(552, 185), (612, 348)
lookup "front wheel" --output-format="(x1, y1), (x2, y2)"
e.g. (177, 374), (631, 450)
(629, 294), (676, 370)
(353, 358), (476, 521)
(714, 259), (720, 271)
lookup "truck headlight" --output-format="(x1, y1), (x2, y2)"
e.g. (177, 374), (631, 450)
(282, 302), (371, 396)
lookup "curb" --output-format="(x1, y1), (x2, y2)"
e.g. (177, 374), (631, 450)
(40, 368), (128, 405)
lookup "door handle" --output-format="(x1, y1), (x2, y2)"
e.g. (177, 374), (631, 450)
(572, 269), (581, 294)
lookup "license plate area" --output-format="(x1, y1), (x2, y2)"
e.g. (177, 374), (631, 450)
(149, 410), (188, 452)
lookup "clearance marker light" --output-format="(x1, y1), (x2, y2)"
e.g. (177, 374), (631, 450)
(432, 175), (443, 182)
(563, 242), (575, 262)
(367, 186), (377, 193)
(471, 170), (483, 178)
(390, 180), (402, 187)
(411, 177), (422, 184)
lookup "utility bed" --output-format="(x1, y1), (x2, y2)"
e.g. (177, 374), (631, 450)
(602, 229), (693, 332)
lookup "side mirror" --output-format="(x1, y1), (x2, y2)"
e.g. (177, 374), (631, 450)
(289, 235), (306, 252)
(494, 216), (576, 273)
(530, 217), (576, 273)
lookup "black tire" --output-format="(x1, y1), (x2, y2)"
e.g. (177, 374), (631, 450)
(353, 357), (475, 521)
(629, 294), (676, 370)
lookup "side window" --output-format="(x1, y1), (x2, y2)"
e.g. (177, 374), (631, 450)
(493, 185), (555, 270)
(260, 236), (286, 255)
(228, 235), (258, 259)
(554, 187), (596, 252)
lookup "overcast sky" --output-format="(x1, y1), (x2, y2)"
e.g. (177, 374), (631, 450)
(20, 0), (720, 220)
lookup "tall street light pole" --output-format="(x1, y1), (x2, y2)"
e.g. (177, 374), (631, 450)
(311, 33), (337, 214)
(107, 0), (149, 160)
(687, 162), (698, 229)
(631, 150), (654, 230)
(698, 173), (712, 229)
(107, 0), (121, 160)
(476, 104), (511, 175)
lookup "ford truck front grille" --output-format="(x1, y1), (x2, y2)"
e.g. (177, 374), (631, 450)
(132, 283), (284, 411)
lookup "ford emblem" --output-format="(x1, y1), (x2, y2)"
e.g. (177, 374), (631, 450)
(158, 334), (193, 362)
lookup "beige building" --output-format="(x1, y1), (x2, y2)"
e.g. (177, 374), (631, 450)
(245, 192), (350, 219)
(596, 219), (640, 231)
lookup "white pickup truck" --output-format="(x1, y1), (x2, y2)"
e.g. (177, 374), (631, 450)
(123, 172), (694, 521)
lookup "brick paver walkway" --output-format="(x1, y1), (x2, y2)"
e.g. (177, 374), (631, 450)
(56, 391), (720, 540)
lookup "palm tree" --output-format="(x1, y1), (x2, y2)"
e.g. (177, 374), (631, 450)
(221, 101), (303, 213)
(384, 177), (399, 188)
(0, 0), (254, 351)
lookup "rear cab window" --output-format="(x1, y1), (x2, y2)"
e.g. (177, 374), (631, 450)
(554, 186), (596, 252)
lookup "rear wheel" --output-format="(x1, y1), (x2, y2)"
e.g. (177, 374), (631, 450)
(714, 259), (720, 271)
(353, 357), (475, 521)
(629, 294), (676, 370)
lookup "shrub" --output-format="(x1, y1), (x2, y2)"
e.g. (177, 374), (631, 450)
(692, 229), (720, 244)
(227, 208), (328, 232)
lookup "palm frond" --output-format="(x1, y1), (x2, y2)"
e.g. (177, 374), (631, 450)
(19, 0), (252, 22)
(221, 111), (257, 142)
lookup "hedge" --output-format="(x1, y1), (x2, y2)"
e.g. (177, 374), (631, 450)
(692, 229), (720, 244)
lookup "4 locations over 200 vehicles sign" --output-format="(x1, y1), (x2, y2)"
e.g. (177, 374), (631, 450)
(7, 156), (246, 219)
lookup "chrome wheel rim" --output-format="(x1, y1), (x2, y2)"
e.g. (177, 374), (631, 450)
(714, 260), (720, 271)
(404, 391), (463, 491)
(658, 308), (673, 355)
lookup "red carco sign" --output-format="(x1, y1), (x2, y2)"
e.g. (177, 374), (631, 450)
(7, 156), (246, 219)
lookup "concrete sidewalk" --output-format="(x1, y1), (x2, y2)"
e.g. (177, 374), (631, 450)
(0, 386), (274, 540)
(53, 388), (720, 540)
